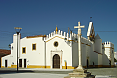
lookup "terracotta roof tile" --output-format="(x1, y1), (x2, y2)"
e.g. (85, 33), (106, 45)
(26, 35), (46, 38)
(0, 49), (11, 57)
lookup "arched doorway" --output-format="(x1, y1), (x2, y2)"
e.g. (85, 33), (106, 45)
(53, 54), (60, 68)
(87, 59), (89, 68)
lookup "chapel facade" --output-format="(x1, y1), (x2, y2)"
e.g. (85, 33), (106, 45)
(1, 21), (114, 69)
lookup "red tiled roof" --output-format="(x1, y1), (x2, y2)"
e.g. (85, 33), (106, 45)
(26, 35), (46, 38)
(0, 49), (11, 57)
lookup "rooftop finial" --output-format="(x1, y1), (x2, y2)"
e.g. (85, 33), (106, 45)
(90, 17), (92, 22)
(56, 25), (58, 34)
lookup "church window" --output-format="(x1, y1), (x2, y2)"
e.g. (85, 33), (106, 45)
(54, 41), (58, 47)
(32, 43), (36, 50)
(22, 47), (26, 54)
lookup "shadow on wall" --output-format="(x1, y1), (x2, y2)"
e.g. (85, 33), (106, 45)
(102, 54), (110, 67)
(0, 70), (34, 74)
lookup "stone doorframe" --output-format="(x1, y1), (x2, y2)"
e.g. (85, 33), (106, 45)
(50, 50), (63, 69)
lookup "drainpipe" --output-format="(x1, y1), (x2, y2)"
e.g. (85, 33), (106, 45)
(44, 40), (46, 68)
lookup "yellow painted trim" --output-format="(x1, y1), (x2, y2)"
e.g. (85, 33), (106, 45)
(46, 66), (51, 68)
(11, 65), (17, 68)
(1, 65), (17, 68)
(104, 47), (114, 49)
(85, 44), (91, 47)
(32, 43), (36, 51)
(27, 65), (50, 68)
(56, 26), (58, 34)
(68, 40), (74, 41)
(102, 65), (110, 67)
(1, 66), (5, 68)
(89, 65), (113, 68)
(22, 47), (26, 54)
(4, 65), (51, 68)
(46, 36), (64, 42)
(68, 40), (78, 43)
(67, 66), (77, 69)
(62, 66), (66, 69)
(98, 65), (103, 67)
(8, 66), (11, 68)
(46, 36), (91, 46)
(81, 42), (84, 44)
(62, 66), (77, 69)
(83, 66), (86, 68)
(65, 62), (67, 69)
(86, 44), (91, 46)
(94, 51), (103, 55)
(111, 65), (115, 67)
(46, 36), (79, 43)
(89, 65), (93, 67)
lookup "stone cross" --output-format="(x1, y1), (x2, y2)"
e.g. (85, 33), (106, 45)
(64, 22), (95, 78)
(74, 22), (85, 70)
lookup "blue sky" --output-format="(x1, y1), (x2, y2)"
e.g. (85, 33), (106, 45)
(0, 0), (117, 51)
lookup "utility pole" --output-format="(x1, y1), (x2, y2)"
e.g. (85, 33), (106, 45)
(14, 27), (22, 73)
(68, 27), (69, 40)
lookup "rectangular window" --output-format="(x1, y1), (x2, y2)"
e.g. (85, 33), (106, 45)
(22, 47), (26, 54)
(32, 43), (36, 50)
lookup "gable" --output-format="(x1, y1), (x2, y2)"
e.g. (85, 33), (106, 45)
(46, 36), (64, 42)
(87, 22), (95, 41)
(87, 22), (95, 37)
(95, 34), (101, 39)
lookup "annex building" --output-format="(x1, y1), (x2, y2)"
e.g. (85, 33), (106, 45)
(1, 21), (115, 69)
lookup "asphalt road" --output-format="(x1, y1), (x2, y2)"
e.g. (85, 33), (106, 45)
(0, 67), (117, 78)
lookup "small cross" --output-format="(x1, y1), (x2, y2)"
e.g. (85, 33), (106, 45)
(74, 22), (85, 35)
(74, 22), (85, 29)
(90, 17), (92, 22)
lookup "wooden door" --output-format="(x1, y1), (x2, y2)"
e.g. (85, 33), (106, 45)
(24, 59), (26, 68)
(53, 54), (60, 68)
(87, 59), (89, 68)
(5, 60), (7, 67)
(19, 59), (22, 67)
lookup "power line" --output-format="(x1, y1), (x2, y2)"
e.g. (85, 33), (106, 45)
(72, 30), (117, 32)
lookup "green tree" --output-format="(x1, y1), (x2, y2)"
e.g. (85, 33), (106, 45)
(114, 58), (117, 62)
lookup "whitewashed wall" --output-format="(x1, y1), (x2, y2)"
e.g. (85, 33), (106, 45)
(114, 52), (117, 60)
(20, 37), (45, 66)
(72, 41), (78, 67)
(103, 42), (114, 66)
(2, 33), (20, 67)
(45, 33), (72, 69)
(2, 28), (115, 68)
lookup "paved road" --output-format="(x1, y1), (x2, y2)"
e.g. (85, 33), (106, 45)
(0, 73), (114, 78)
(0, 67), (117, 78)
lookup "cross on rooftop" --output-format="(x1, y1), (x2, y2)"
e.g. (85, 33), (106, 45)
(74, 22), (85, 29)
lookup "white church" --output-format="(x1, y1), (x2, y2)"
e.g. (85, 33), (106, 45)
(1, 21), (114, 69)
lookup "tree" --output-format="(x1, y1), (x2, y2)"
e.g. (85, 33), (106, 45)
(114, 58), (117, 62)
